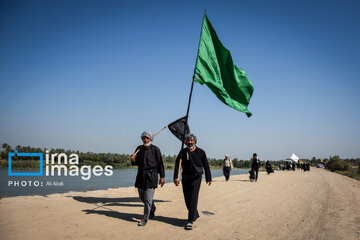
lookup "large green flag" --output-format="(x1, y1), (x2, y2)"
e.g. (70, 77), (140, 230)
(194, 13), (254, 117)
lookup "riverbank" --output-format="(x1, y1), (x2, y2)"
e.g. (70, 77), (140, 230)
(0, 168), (359, 240)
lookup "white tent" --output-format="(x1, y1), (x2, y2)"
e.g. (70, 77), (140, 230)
(290, 153), (299, 162)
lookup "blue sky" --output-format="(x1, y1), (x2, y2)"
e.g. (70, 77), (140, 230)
(1, 0), (359, 160)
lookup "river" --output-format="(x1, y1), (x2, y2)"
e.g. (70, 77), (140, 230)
(0, 168), (249, 197)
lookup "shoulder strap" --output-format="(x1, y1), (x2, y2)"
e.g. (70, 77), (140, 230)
(151, 145), (158, 160)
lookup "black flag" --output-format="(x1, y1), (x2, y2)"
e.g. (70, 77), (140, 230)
(168, 116), (190, 141)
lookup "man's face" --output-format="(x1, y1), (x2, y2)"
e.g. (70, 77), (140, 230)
(142, 136), (151, 145)
(253, 154), (257, 159)
(186, 138), (195, 147)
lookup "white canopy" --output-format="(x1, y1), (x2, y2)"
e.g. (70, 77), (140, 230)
(291, 153), (299, 162)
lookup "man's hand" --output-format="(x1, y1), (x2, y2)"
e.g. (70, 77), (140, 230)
(173, 179), (180, 186)
(159, 178), (165, 187)
(130, 154), (136, 162)
(207, 181), (212, 186)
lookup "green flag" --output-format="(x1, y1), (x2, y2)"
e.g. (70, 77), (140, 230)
(194, 13), (254, 117)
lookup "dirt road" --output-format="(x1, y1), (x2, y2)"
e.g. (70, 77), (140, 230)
(1, 168), (359, 240)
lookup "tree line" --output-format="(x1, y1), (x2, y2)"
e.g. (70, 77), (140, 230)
(1, 143), (359, 170)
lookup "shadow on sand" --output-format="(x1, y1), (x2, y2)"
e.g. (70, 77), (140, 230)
(70, 196), (170, 208)
(70, 196), (185, 227)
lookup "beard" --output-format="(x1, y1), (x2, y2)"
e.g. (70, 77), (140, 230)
(143, 141), (152, 147)
(187, 143), (196, 150)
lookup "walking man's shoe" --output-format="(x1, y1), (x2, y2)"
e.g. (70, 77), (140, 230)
(138, 219), (147, 226)
(185, 221), (194, 230)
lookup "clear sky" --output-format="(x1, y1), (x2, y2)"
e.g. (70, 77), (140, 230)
(1, 0), (359, 160)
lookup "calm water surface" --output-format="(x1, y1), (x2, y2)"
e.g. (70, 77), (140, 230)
(0, 168), (248, 197)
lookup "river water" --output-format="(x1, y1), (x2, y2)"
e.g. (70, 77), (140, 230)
(0, 168), (249, 197)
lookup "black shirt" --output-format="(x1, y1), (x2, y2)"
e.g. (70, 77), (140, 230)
(251, 157), (261, 170)
(132, 144), (165, 178)
(174, 147), (212, 182)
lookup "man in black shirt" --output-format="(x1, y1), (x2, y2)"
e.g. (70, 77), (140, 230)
(173, 133), (212, 230)
(131, 131), (165, 226)
(251, 153), (261, 182)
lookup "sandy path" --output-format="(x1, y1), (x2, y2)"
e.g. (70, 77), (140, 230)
(0, 169), (359, 240)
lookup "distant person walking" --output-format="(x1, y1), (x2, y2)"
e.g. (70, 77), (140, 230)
(265, 160), (274, 174)
(251, 153), (261, 182)
(173, 133), (212, 230)
(130, 131), (165, 226)
(222, 154), (233, 181)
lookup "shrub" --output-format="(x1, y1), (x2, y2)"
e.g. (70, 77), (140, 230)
(327, 155), (348, 171)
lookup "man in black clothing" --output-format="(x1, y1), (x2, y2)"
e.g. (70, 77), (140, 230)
(251, 153), (261, 182)
(173, 133), (212, 230)
(131, 131), (165, 226)
(265, 160), (274, 174)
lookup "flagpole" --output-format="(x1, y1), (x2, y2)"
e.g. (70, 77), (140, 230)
(176, 10), (207, 181)
(182, 9), (206, 145)
(193, 9), (206, 77)
(184, 9), (207, 139)
(176, 72), (195, 181)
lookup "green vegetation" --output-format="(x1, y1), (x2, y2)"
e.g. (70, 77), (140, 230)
(2, 143), (359, 178)
(326, 155), (350, 172)
(0, 160), (41, 169)
(1, 143), (134, 169)
(334, 168), (360, 180)
(325, 155), (360, 180)
(0, 143), (237, 170)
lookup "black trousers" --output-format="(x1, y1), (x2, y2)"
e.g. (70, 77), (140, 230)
(223, 167), (231, 181)
(254, 169), (259, 181)
(182, 175), (202, 222)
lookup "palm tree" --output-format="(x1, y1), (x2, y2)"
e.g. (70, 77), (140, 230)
(2, 143), (12, 153)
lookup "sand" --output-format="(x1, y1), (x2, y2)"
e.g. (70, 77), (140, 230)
(0, 168), (359, 240)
